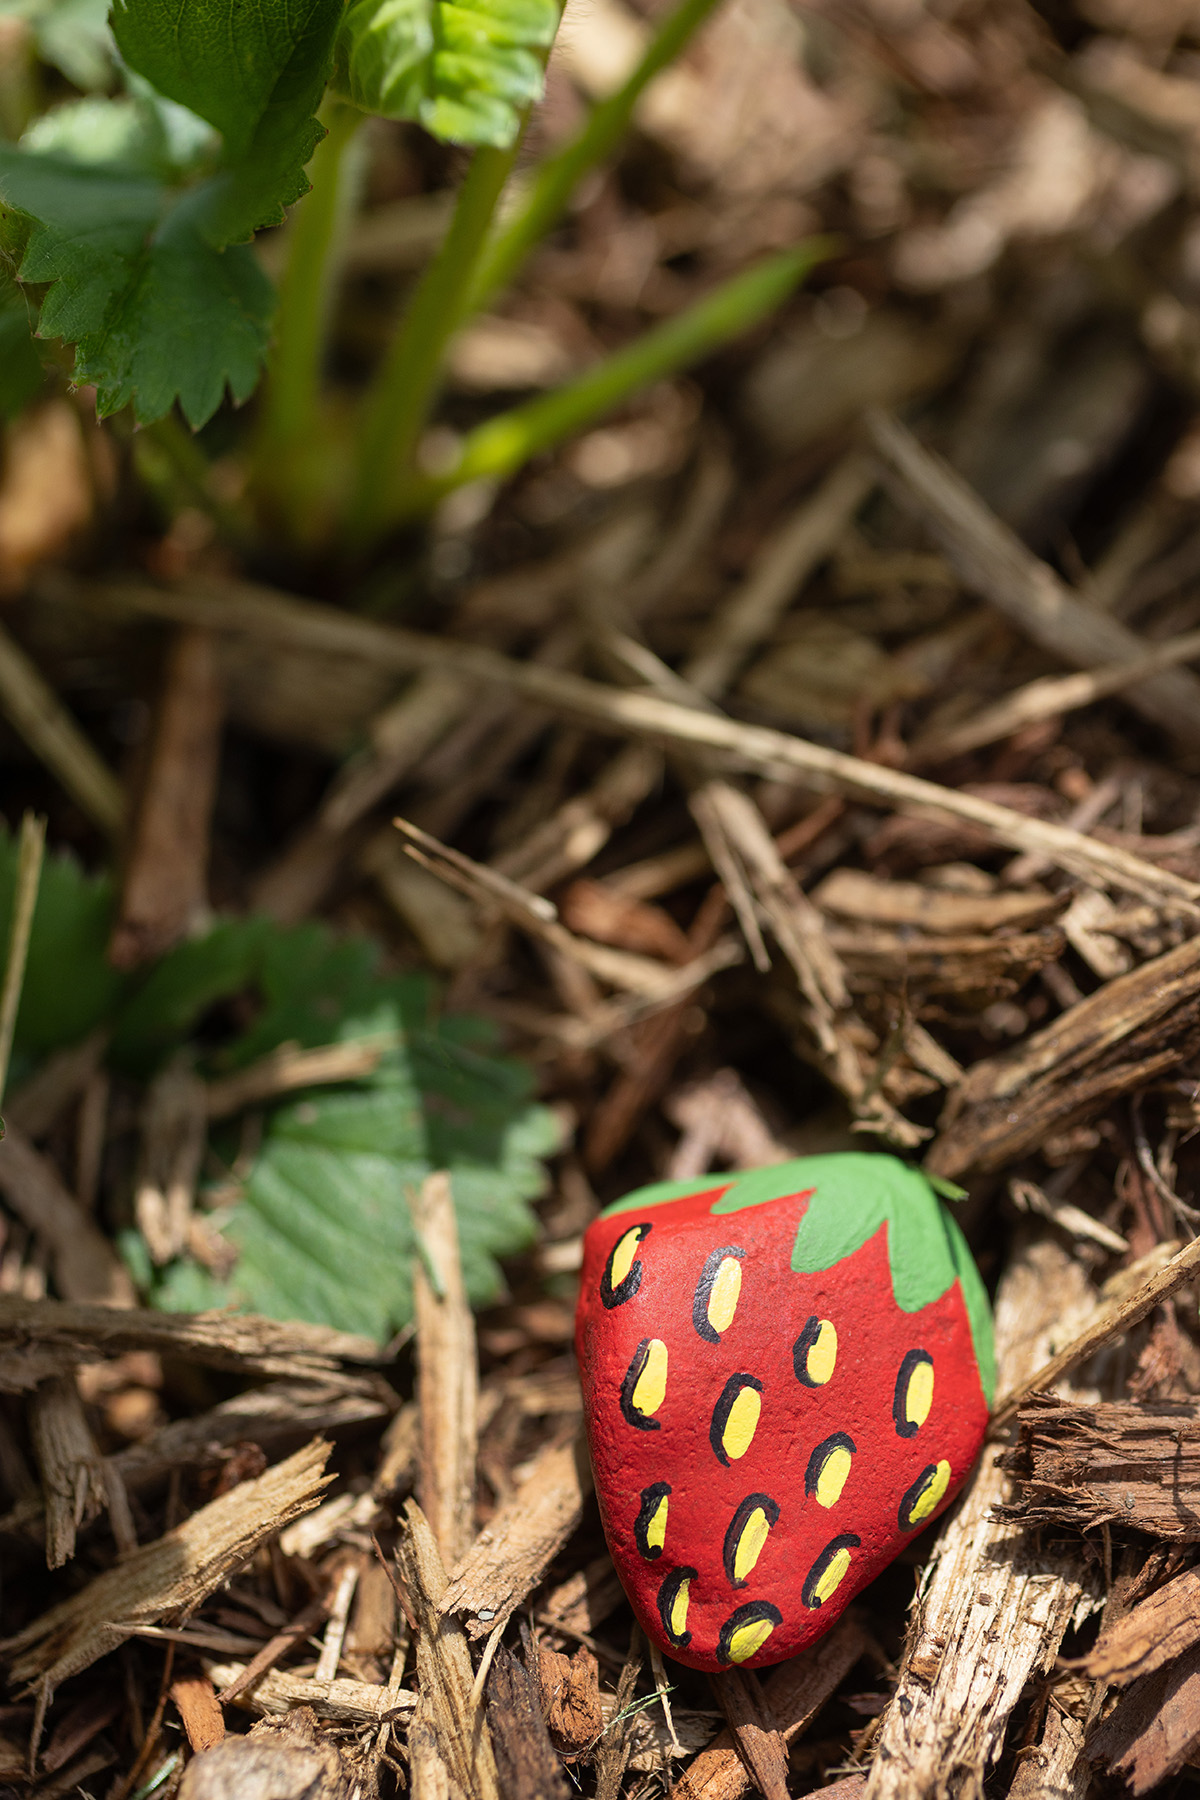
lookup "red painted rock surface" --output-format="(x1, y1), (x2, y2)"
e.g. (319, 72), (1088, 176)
(575, 1153), (994, 1672)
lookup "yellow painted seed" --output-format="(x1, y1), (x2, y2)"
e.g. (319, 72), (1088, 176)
(732, 1508), (771, 1582)
(814, 1445), (852, 1509)
(609, 1227), (642, 1291)
(812, 1546), (852, 1606)
(909, 1459), (951, 1525)
(631, 1339), (668, 1418)
(806, 1320), (837, 1385)
(721, 1385), (761, 1460)
(727, 1616), (776, 1663)
(905, 1359), (934, 1430)
(670, 1576), (691, 1640)
(646, 1494), (669, 1552)
(706, 1257), (742, 1335)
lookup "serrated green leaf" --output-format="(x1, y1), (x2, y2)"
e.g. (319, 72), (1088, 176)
(334, 0), (560, 146)
(109, 918), (270, 1073)
(0, 148), (275, 426)
(0, 825), (127, 1056)
(112, 0), (343, 243)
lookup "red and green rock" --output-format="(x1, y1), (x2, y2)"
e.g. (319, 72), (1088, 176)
(575, 1153), (994, 1672)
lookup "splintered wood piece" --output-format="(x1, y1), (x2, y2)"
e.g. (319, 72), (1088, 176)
(207, 1659), (415, 1725)
(826, 924), (1065, 1000)
(1002, 1398), (1200, 1538)
(1074, 1567), (1200, 1684)
(440, 1434), (590, 1638)
(709, 1669), (789, 1800)
(487, 1639), (569, 1800)
(1006, 1705), (1087, 1800)
(1084, 1642), (1200, 1793)
(170, 1675), (225, 1753)
(394, 1499), (501, 1800)
(863, 1239), (1103, 1800)
(2, 1439), (332, 1694)
(0, 1127), (135, 1306)
(0, 1294), (381, 1383)
(538, 1643), (604, 1762)
(109, 626), (223, 969)
(670, 1616), (867, 1800)
(928, 934), (1200, 1178)
(813, 870), (1062, 934)
(28, 1375), (106, 1568)
(412, 1171), (478, 1571)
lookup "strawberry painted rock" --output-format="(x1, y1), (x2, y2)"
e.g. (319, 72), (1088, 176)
(575, 1153), (994, 1672)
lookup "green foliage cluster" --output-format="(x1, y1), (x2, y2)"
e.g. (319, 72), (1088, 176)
(0, 0), (826, 545)
(0, 827), (561, 1341)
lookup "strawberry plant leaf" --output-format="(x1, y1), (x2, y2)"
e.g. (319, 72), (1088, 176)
(0, 271), (43, 416)
(0, 825), (127, 1059)
(334, 0), (561, 146)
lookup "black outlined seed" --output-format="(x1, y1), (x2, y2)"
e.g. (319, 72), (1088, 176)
(602, 1222), (652, 1308)
(805, 1432), (856, 1509)
(692, 1246), (745, 1342)
(722, 1493), (780, 1587)
(716, 1601), (782, 1665)
(793, 1316), (837, 1386)
(893, 1349), (934, 1438)
(620, 1338), (668, 1430)
(635, 1482), (671, 1559)
(657, 1566), (697, 1649)
(801, 1534), (861, 1609)
(709, 1374), (763, 1465)
(898, 1460), (951, 1531)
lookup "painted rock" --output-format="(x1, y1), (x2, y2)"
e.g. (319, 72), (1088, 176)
(575, 1153), (994, 1672)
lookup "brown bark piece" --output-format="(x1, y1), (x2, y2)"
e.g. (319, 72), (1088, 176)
(0, 1294), (381, 1383)
(1075, 1567), (1200, 1683)
(29, 1374), (106, 1568)
(1004, 1399), (1200, 1539)
(487, 1639), (569, 1800)
(538, 1643), (604, 1761)
(134, 1057), (208, 1265)
(413, 1171), (478, 1571)
(2, 1438), (332, 1693)
(0, 1127), (135, 1306)
(178, 1706), (350, 1800)
(170, 1675), (226, 1752)
(1085, 1642), (1200, 1794)
(440, 1434), (591, 1638)
(1006, 1705), (1087, 1800)
(206, 1659), (415, 1725)
(670, 1616), (866, 1800)
(710, 1669), (789, 1800)
(110, 626), (223, 969)
(813, 869), (1062, 934)
(863, 1239), (1102, 1800)
(928, 933), (1200, 1178)
(394, 1498), (501, 1800)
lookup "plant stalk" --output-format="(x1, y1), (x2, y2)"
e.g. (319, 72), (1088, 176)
(346, 139), (522, 549)
(392, 239), (833, 519)
(470, 0), (723, 312)
(254, 100), (366, 524)
(0, 810), (46, 1108)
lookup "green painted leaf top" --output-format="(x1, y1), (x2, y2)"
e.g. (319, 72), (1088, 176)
(603, 1153), (995, 1404)
(334, 0), (561, 145)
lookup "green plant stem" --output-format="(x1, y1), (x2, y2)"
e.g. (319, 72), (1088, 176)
(0, 810), (45, 1108)
(255, 100), (366, 499)
(471, 0), (723, 312)
(346, 139), (522, 549)
(393, 239), (833, 519)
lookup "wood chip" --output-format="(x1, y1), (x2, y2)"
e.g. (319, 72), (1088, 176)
(2, 1439), (332, 1693)
(1073, 1567), (1200, 1685)
(412, 1170), (477, 1571)
(709, 1669), (789, 1800)
(539, 1642), (604, 1760)
(1084, 1642), (1200, 1793)
(29, 1374), (106, 1568)
(440, 1434), (591, 1638)
(0, 1127), (135, 1306)
(487, 1637), (569, 1799)
(178, 1707), (353, 1800)
(394, 1498), (501, 1800)
(928, 934), (1200, 1178)
(170, 1675), (226, 1753)
(207, 1661), (415, 1726)
(813, 869), (1063, 934)
(1002, 1397), (1200, 1538)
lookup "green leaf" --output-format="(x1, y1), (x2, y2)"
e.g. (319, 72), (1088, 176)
(0, 825), (127, 1057)
(0, 270), (43, 417)
(111, 0), (343, 242)
(334, 0), (560, 146)
(0, 149), (275, 426)
(108, 918), (270, 1073)
(0, 0), (115, 91)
